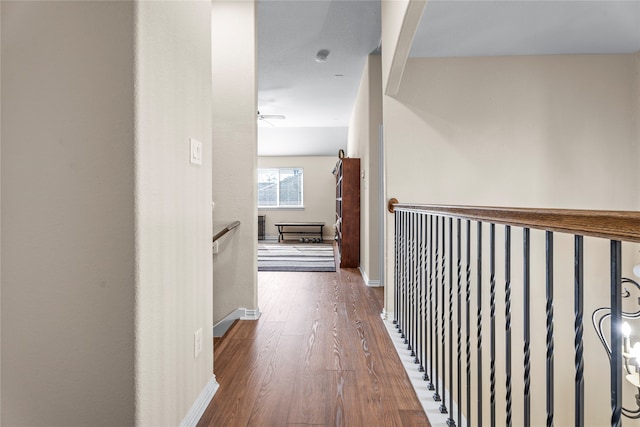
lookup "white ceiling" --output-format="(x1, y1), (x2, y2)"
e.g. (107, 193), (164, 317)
(257, 0), (381, 156)
(257, 0), (640, 157)
(411, 0), (640, 58)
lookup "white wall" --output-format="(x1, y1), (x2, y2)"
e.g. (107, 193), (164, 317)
(211, 0), (258, 326)
(258, 156), (337, 241)
(1, 2), (215, 425)
(135, 1), (214, 425)
(1, 2), (136, 424)
(347, 55), (383, 285)
(381, 53), (640, 426)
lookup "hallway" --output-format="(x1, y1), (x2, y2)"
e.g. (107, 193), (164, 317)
(198, 269), (430, 426)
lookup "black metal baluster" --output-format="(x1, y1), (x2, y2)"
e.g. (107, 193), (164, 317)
(398, 211), (404, 337)
(456, 219), (462, 427)
(394, 210), (399, 328)
(477, 221), (483, 427)
(574, 235), (584, 427)
(546, 231), (554, 427)
(434, 216), (441, 401)
(408, 212), (415, 351)
(401, 211), (408, 342)
(413, 212), (419, 362)
(417, 213), (425, 370)
(446, 218), (455, 425)
(428, 215), (435, 389)
(523, 228), (531, 427)
(505, 226), (512, 427)
(490, 223), (496, 427)
(397, 210), (402, 333)
(411, 212), (420, 363)
(440, 216), (447, 411)
(420, 213), (426, 372)
(610, 240), (622, 427)
(466, 220), (472, 427)
(404, 211), (410, 345)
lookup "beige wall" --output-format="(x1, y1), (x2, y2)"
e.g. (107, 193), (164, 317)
(2, 1), (215, 425)
(211, 0), (258, 326)
(258, 156), (337, 241)
(382, 53), (640, 426)
(1, 2), (136, 425)
(347, 55), (383, 285)
(135, 1), (214, 425)
(383, 54), (640, 308)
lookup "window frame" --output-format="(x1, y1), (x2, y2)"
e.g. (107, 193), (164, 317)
(257, 167), (304, 209)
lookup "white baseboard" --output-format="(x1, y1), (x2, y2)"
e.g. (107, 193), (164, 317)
(359, 267), (382, 287)
(179, 375), (219, 427)
(213, 307), (261, 337)
(380, 308), (393, 321)
(382, 319), (467, 427)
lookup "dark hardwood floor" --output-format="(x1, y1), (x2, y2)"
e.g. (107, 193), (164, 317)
(198, 267), (430, 427)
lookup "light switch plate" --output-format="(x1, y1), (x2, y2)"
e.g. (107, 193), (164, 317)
(194, 328), (203, 359)
(190, 138), (202, 165)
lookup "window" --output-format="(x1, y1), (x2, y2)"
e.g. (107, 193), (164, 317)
(257, 168), (303, 208)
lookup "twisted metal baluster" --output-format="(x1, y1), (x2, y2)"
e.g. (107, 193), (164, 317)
(574, 235), (584, 427)
(408, 212), (415, 350)
(427, 215), (435, 388)
(401, 211), (407, 341)
(505, 226), (513, 427)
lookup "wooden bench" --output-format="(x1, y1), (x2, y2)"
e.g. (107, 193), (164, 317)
(274, 222), (325, 243)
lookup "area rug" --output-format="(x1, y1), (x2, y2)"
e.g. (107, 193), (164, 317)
(258, 243), (336, 272)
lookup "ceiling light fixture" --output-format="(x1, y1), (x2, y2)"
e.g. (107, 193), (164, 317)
(315, 49), (330, 63)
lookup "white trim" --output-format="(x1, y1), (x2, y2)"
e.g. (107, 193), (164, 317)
(240, 307), (261, 320)
(380, 308), (392, 321)
(179, 375), (219, 427)
(382, 319), (467, 427)
(258, 206), (305, 210)
(359, 266), (382, 287)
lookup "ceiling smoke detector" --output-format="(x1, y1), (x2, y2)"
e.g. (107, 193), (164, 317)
(315, 49), (330, 63)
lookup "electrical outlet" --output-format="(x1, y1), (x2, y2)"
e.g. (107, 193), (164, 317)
(194, 328), (203, 359)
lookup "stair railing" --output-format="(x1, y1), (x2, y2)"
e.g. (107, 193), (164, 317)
(388, 202), (640, 427)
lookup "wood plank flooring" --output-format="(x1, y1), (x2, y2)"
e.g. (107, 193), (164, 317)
(198, 268), (430, 427)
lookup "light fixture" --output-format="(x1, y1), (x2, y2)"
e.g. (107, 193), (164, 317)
(593, 277), (640, 419)
(315, 49), (330, 63)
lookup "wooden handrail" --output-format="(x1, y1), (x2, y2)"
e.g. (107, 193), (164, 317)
(212, 220), (240, 243)
(391, 202), (640, 243)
